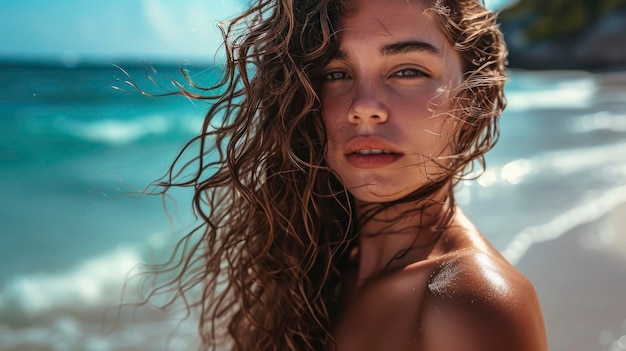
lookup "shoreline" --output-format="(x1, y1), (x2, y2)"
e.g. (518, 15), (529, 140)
(516, 202), (626, 351)
(502, 185), (626, 266)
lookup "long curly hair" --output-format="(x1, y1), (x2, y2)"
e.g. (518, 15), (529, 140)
(142, 0), (507, 350)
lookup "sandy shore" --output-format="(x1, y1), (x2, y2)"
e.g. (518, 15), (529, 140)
(516, 202), (626, 351)
(3, 203), (626, 351)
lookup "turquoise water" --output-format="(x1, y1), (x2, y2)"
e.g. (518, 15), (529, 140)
(0, 63), (212, 282)
(1, 62), (625, 350)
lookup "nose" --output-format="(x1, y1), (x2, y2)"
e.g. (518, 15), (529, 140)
(347, 83), (389, 125)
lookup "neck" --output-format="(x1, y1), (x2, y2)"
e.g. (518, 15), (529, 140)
(354, 185), (452, 284)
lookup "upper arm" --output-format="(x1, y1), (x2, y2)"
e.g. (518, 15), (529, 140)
(419, 254), (547, 351)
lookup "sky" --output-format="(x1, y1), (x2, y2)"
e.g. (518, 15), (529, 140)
(0, 0), (246, 63)
(0, 0), (513, 63)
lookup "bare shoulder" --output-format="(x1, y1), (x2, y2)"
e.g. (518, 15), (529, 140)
(331, 211), (547, 351)
(420, 249), (547, 351)
(332, 249), (546, 351)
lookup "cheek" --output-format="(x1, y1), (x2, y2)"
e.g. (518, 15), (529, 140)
(320, 84), (352, 125)
(321, 98), (346, 141)
(320, 103), (339, 167)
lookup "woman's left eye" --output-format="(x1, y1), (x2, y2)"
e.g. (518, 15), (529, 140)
(393, 68), (428, 78)
(323, 71), (350, 81)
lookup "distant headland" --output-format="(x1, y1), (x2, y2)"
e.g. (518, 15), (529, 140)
(498, 0), (626, 70)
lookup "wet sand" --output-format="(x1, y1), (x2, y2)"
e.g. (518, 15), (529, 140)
(516, 203), (626, 351)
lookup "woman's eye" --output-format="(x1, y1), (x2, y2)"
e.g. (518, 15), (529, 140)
(393, 68), (428, 78)
(324, 71), (350, 81)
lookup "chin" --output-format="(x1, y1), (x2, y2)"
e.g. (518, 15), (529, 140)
(347, 184), (418, 204)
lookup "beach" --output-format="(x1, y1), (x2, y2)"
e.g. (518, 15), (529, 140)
(1, 63), (625, 350)
(4, 202), (626, 351)
(517, 202), (626, 351)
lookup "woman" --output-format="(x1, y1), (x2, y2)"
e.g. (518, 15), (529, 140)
(150, 0), (547, 350)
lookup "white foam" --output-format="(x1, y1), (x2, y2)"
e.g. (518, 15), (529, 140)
(535, 141), (626, 175)
(506, 76), (597, 112)
(503, 184), (626, 265)
(462, 158), (535, 192)
(0, 247), (141, 317)
(0, 313), (201, 351)
(572, 111), (626, 133)
(471, 141), (626, 190)
(0, 244), (204, 349)
(63, 115), (171, 146)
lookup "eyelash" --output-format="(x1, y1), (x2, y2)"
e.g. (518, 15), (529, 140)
(323, 71), (350, 81)
(322, 68), (429, 81)
(393, 68), (429, 78)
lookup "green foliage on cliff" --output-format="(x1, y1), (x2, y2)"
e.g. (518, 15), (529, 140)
(500, 0), (626, 41)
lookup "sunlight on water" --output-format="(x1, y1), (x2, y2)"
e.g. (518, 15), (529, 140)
(63, 116), (170, 146)
(541, 142), (626, 174)
(1, 64), (625, 351)
(465, 159), (533, 189)
(501, 159), (533, 185)
(0, 248), (140, 316)
(573, 111), (626, 133)
(476, 169), (497, 187)
(506, 76), (597, 112)
(598, 319), (626, 351)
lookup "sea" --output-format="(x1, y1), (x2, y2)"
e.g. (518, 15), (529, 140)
(1, 61), (625, 350)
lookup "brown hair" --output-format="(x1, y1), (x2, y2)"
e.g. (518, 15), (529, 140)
(142, 0), (507, 350)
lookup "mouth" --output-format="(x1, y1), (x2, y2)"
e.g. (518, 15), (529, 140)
(352, 149), (396, 155)
(345, 150), (403, 169)
(343, 137), (404, 169)
(344, 136), (403, 156)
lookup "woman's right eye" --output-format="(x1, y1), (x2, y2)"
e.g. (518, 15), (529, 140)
(323, 71), (350, 81)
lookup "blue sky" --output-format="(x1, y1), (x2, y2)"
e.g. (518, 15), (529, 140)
(0, 0), (246, 62)
(0, 0), (513, 63)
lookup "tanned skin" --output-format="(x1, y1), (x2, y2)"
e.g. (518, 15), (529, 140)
(319, 0), (547, 349)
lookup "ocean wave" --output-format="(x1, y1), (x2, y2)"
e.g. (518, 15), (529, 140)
(0, 244), (201, 350)
(572, 111), (626, 133)
(0, 247), (141, 318)
(533, 141), (626, 175)
(506, 76), (597, 112)
(469, 140), (626, 189)
(457, 141), (626, 252)
(61, 115), (172, 146)
(0, 312), (199, 351)
(502, 184), (626, 266)
(62, 109), (214, 146)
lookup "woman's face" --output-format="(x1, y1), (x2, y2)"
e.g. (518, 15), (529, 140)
(319, 0), (463, 203)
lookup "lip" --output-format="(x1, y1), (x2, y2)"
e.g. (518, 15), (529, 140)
(344, 136), (403, 155)
(344, 136), (403, 169)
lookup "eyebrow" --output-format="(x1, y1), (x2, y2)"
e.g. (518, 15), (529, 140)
(334, 40), (442, 60)
(381, 40), (442, 57)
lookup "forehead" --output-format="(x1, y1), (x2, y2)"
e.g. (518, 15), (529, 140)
(334, 0), (464, 83)
(338, 0), (445, 43)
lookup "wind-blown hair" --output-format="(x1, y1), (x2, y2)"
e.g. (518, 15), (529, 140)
(143, 0), (507, 350)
